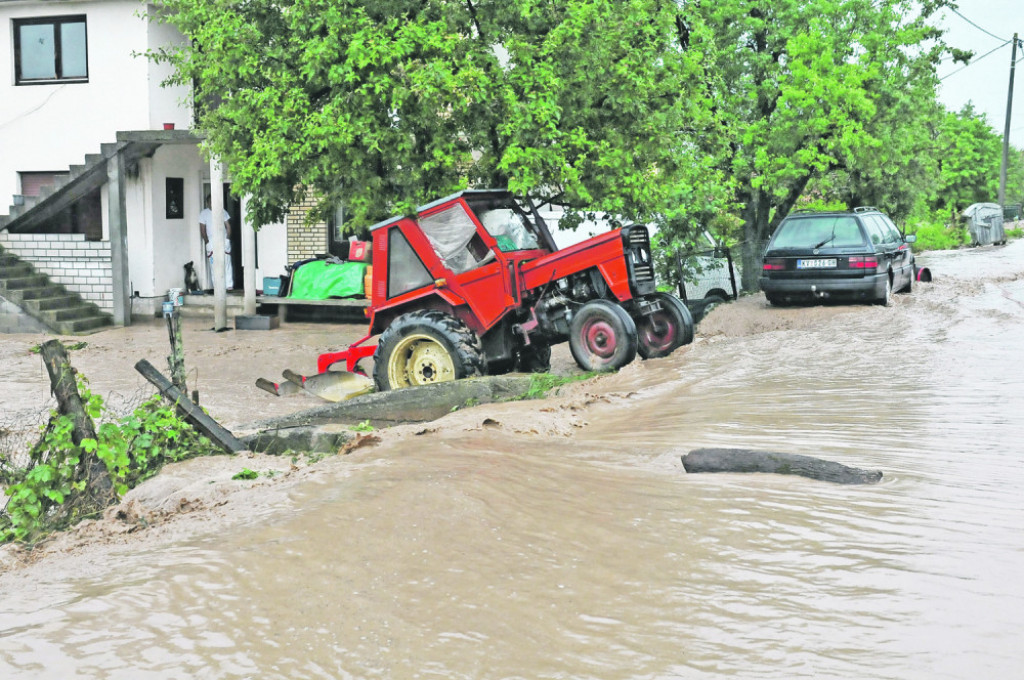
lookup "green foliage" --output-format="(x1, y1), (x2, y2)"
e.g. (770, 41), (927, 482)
(149, 0), (728, 231)
(690, 0), (954, 289)
(905, 212), (969, 251)
(28, 341), (87, 355)
(521, 372), (598, 400)
(232, 468), (259, 481)
(349, 420), (375, 432)
(933, 104), (1004, 213)
(1, 381), (219, 544)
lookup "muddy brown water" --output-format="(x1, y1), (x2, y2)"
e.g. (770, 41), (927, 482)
(3, 243), (1024, 678)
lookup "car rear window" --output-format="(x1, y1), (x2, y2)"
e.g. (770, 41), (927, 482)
(771, 216), (866, 249)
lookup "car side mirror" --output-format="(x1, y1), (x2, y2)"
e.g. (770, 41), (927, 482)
(904, 234), (917, 244)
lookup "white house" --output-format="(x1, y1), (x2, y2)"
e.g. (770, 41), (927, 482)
(0, 0), (293, 327)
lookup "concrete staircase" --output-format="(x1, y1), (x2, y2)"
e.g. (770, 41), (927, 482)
(0, 245), (112, 334)
(0, 141), (124, 234)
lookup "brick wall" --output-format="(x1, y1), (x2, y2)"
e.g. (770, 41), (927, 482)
(0, 233), (113, 312)
(286, 196), (329, 263)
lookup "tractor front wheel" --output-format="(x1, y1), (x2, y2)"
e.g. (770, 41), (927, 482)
(635, 292), (694, 359)
(373, 310), (484, 391)
(569, 300), (638, 372)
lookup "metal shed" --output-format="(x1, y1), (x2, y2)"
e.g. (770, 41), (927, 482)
(962, 202), (1006, 246)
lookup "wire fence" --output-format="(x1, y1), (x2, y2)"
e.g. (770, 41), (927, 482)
(0, 387), (153, 487)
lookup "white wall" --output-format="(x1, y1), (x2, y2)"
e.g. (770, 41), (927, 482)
(243, 194), (288, 285)
(0, 0), (189, 205)
(145, 3), (191, 130)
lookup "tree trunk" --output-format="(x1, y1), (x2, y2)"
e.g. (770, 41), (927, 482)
(38, 340), (112, 497)
(739, 185), (771, 292)
(681, 448), (882, 485)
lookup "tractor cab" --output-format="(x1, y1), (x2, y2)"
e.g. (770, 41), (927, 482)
(367, 190), (555, 338)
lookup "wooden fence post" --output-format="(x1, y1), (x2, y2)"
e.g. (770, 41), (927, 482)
(38, 340), (112, 498)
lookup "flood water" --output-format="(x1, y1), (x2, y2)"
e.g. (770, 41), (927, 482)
(3, 243), (1024, 678)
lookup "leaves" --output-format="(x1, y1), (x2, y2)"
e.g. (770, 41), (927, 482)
(149, 0), (726, 230)
(1, 389), (219, 544)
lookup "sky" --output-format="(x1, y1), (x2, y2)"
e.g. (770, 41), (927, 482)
(935, 0), (1024, 148)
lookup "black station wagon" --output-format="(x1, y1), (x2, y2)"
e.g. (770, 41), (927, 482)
(759, 207), (916, 306)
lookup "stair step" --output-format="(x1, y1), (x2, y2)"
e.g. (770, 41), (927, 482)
(0, 262), (34, 279)
(17, 284), (64, 300)
(42, 305), (99, 322)
(23, 294), (81, 312)
(56, 315), (113, 335)
(2, 274), (49, 290)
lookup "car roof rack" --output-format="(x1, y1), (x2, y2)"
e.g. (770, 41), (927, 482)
(853, 206), (879, 213)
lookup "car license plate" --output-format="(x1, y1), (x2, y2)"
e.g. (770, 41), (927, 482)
(797, 258), (837, 269)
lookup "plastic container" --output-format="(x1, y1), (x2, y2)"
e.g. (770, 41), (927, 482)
(263, 276), (282, 296)
(168, 288), (183, 306)
(349, 240), (370, 262)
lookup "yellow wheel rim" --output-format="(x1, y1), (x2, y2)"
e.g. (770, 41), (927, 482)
(387, 333), (456, 388)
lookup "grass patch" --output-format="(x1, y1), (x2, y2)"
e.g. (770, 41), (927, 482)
(520, 372), (599, 400)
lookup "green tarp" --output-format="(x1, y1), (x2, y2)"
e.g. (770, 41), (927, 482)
(289, 260), (368, 299)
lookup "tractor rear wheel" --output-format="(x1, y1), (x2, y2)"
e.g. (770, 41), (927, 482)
(372, 310), (484, 391)
(569, 300), (638, 372)
(635, 292), (694, 359)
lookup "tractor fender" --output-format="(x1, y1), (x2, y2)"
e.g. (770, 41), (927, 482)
(369, 289), (471, 336)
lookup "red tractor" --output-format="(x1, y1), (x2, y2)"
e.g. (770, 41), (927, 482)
(318, 189), (693, 391)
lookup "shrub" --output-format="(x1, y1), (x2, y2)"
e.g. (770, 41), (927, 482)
(905, 214), (969, 252)
(1, 378), (219, 544)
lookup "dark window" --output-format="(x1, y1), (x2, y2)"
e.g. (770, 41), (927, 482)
(14, 16), (88, 85)
(773, 216), (864, 249)
(387, 228), (432, 298)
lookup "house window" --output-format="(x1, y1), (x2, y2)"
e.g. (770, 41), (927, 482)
(13, 16), (88, 85)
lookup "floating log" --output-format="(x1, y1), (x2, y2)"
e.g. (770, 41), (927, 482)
(134, 359), (245, 453)
(681, 448), (882, 485)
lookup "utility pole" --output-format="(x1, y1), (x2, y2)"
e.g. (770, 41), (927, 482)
(999, 33), (1019, 207)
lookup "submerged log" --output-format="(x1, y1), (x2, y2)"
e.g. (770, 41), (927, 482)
(681, 448), (882, 485)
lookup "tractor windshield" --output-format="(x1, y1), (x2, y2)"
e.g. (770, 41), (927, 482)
(466, 195), (541, 252)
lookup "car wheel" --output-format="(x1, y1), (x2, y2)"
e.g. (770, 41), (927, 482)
(766, 294), (789, 307)
(635, 292), (693, 359)
(569, 299), (638, 372)
(373, 310), (484, 391)
(875, 274), (892, 306)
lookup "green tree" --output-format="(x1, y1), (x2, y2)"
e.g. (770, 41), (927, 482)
(934, 103), (1004, 218)
(150, 0), (726, 231)
(692, 0), (952, 288)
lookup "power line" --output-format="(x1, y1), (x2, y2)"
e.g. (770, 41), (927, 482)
(940, 39), (1012, 81)
(950, 8), (1009, 43)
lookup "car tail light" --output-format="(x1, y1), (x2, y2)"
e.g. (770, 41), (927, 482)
(848, 256), (878, 269)
(762, 258), (786, 271)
